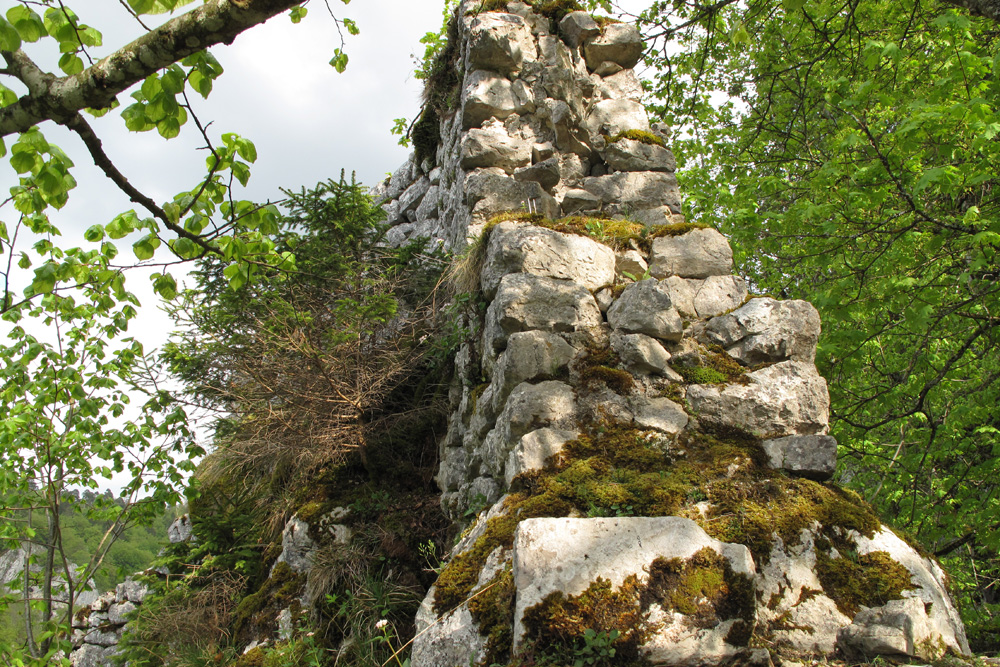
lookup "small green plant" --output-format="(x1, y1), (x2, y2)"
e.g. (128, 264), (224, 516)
(573, 628), (620, 667)
(464, 493), (490, 519)
(418, 539), (443, 574)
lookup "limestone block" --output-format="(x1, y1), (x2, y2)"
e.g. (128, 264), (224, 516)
(693, 275), (748, 319)
(467, 12), (533, 74)
(664, 275), (747, 320)
(412, 591), (487, 667)
(839, 599), (940, 660)
(539, 37), (587, 117)
(560, 187), (602, 214)
(107, 601), (135, 625)
(398, 177), (431, 217)
(597, 69), (643, 101)
(559, 11), (600, 48)
(631, 396), (689, 433)
(512, 517), (755, 651)
(756, 531), (851, 654)
(382, 158), (416, 202)
(505, 427), (579, 485)
(615, 249), (647, 280)
(437, 446), (467, 493)
(490, 331), (577, 410)
(594, 61), (624, 76)
(465, 169), (559, 221)
(686, 360), (830, 437)
(71, 643), (118, 667)
(547, 99), (592, 157)
(583, 99), (650, 139)
(532, 142), (556, 162)
(480, 381), (577, 477)
(583, 23), (644, 71)
(414, 184), (441, 222)
(607, 279), (684, 343)
(513, 157), (561, 191)
(761, 434), (838, 480)
(581, 172), (681, 215)
(481, 222), (617, 297)
(611, 331), (671, 375)
(848, 528), (971, 657)
(115, 579), (149, 604)
(704, 298), (822, 364)
(649, 228), (733, 279)
(273, 516), (314, 575)
(462, 70), (520, 129)
(167, 514), (192, 543)
(602, 138), (677, 173)
(84, 627), (120, 647)
(460, 126), (532, 172)
(484, 273), (604, 352)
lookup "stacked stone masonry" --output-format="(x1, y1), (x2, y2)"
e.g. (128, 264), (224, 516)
(372, 2), (971, 666)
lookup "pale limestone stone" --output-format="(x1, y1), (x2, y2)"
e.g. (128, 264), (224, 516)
(839, 599), (940, 660)
(462, 70), (520, 129)
(615, 248), (647, 280)
(167, 514), (192, 543)
(685, 361), (830, 437)
(513, 157), (561, 191)
(611, 331), (671, 375)
(467, 12), (532, 74)
(115, 579), (149, 604)
(512, 517), (754, 648)
(481, 222), (617, 297)
(107, 601), (135, 625)
(849, 528), (971, 657)
(583, 23), (644, 71)
(460, 126), (532, 172)
(272, 517), (315, 574)
(631, 396), (688, 433)
(607, 278), (684, 343)
(594, 61), (624, 76)
(583, 98), (650, 139)
(489, 330), (577, 411)
(761, 434), (838, 480)
(597, 69), (643, 101)
(465, 169), (559, 222)
(398, 176), (431, 217)
(692, 275), (748, 319)
(560, 187), (602, 213)
(484, 273), (604, 352)
(412, 591), (487, 667)
(756, 530), (851, 654)
(595, 288), (614, 313)
(649, 227), (733, 279)
(414, 184), (441, 222)
(704, 298), (822, 364)
(547, 99), (592, 157)
(505, 427), (579, 485)
(558, 11), (600, 48)
(479, 381), (577, 478)
(71, 643), (118, 667)
(581, 171), (681, 215)
(602, 138), (676, 173)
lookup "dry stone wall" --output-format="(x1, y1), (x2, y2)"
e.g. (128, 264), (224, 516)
(375, 2), (971, 665)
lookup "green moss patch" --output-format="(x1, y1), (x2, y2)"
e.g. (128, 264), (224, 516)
(608, 130), (666, 148)
(468, 567), (517, 665)
(521, 576), (648, 665)
(413, 106), (441, 165)
(815, 550), (916, 617)
(577, 346), (635, 395)
(468, 0), (511, 12)
(642, 547), (755, 644)
(675, 344), (750, 386)
(530, 0), (584, 21)
(231, 562), (305, 644)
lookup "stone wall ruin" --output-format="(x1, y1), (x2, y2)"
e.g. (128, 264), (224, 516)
(375, 2), (971, 665)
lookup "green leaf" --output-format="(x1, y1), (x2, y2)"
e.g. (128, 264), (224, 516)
(330, 49), (349, 73)
(31, 262), (57, 294)
(10, 151), (37, 174)
(7, 6), (46, 42)
(0, 17), (23, 51)
(83, 225), (105, 242)
(58, 53), (84, 76)
(132, 234), (160, 261)
(290, 5), (308, 23)
(157, 116), (181, 139)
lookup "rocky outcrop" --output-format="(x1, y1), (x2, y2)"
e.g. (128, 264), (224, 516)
(376, 2), (969, 665)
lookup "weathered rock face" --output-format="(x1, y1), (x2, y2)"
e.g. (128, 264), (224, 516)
(374, 2), (968, 665)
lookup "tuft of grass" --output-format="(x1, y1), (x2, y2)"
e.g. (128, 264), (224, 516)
(608, 129), (666, 148)
(467, 0), (511, 13)
(445, 220), (502, 296)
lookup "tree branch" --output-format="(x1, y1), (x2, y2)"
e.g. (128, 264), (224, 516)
(0, 0), (303, 137)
